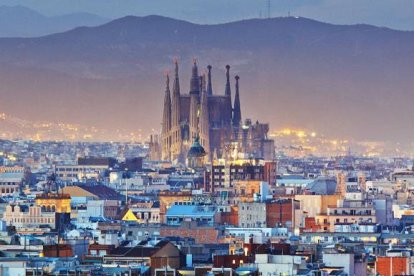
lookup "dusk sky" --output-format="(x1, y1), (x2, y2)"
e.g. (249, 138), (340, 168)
(1, 0), (414, 30)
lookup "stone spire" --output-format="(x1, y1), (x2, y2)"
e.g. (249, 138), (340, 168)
(190, 58), (200, 95)
(225, 65), (231, 97)
(224, 64), (232, 127)
(199, 75), (204, 97)
(173, 59), (180, 97)
(199, 74), (210, 162)
(232, 75), (242, 127)
(162, 72), (172, 133)
(189, 61), (200, 144)
(171, 59), (182, 163)
(172, 59), (181, 128)
(207, 65), (213, 96)
(161, 72), (172, 160)
(201, 73), (207, 94)
(189, 91), (199, 144)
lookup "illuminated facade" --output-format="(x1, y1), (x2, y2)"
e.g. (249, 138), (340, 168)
(35, 193), (71, 231)
(35, 193), (71, 213)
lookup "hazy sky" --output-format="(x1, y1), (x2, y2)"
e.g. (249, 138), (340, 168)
(1, 0), (414, 30)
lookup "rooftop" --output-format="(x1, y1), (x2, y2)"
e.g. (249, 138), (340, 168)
(166, 204), (216, 217)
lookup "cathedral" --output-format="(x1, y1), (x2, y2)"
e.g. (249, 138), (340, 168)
(161, 59), (274, 164)
(161, 59), (240, 164)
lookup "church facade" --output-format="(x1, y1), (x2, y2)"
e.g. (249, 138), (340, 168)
(161, 60), (274, 164)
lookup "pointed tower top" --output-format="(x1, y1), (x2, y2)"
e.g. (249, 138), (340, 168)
(225, 65), (231, 97)
(174, 59), (179, 75)
(192, 58), (198, 74)
(165, 71), (170, 91)
(162, 70), (172, 137)
(190, 58), (200, 94)
(172, 59), (180, 96)
(207, 65), (213, 96)
(233, 75), (242, 127)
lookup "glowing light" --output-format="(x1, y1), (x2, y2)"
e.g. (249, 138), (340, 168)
(296, 131), (305, 138)
(8, 155), (16, 161)
(282, 128), (292, 135)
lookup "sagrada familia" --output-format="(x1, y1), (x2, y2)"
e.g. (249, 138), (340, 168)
(159, 59), (274, 164)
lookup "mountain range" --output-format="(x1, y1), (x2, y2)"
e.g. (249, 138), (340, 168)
(0, 5), (109, 37)
(0, 15), (413, 146)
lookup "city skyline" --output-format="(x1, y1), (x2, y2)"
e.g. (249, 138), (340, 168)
(0, 2), (413, 275)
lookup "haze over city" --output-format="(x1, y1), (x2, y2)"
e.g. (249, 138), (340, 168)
(0, 2), (414, 156)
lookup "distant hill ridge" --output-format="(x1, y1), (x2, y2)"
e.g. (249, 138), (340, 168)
(0, 14), (413, 144)
(0, 5), (109, 37)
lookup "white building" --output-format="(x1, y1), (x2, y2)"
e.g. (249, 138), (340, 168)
(323, 252), (367, 276)
(225, 227), (276, 243)
(254, 254), (306, 276)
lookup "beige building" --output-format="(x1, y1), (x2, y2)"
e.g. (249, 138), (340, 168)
(55, 164), (108, 181)
(295, 194), (341, 218)
(316, 200), (376, 232)
(238, 201), (267, 228)
(129, 202), (161, 224)
(3, 205), (55, 229)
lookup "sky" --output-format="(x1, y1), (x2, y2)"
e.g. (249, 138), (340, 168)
(1, 0), (414, 30)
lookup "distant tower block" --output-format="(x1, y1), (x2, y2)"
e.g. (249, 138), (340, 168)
(335, 172), (346, 197)
(357, 172), (367, 192)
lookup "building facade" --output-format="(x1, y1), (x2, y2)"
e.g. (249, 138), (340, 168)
(0, 166), (24, 196)
(3, 205), (56, 229)
(161, 60), (274, 164)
